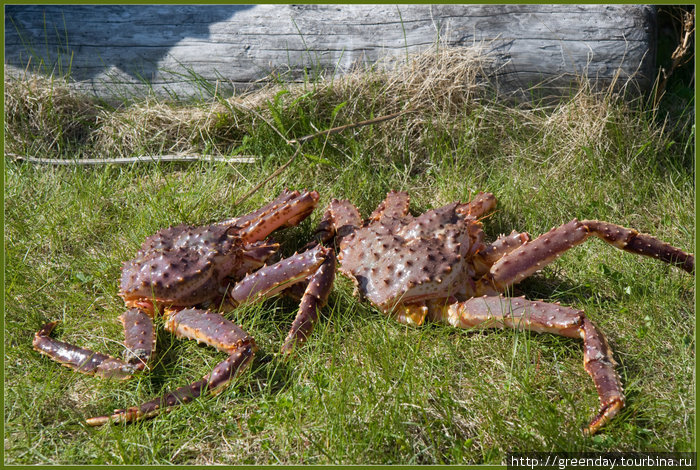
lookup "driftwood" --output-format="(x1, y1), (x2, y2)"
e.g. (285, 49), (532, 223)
(5, 5), (657, 99)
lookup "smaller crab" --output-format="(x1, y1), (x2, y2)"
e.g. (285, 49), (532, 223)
(313, 190), (694, 434)
(34, 189), (335, 425)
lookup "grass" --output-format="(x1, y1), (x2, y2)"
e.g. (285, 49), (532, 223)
(4, 47), (695, 465)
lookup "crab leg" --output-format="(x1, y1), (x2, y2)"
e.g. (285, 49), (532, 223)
(219, 189), (299, 227)
(311, 198), (363, 247)
(485, 219), (694, 291)
(164, 308), (253, 354)
(439, 295), (624, 435)
(120, 308), (157, 370)
(33, 321), (136, 380)
(86, 309), (256, 426)
(457, 191), (497, 218)
(582, 220), (694, 273)
(233, 189), (320, 243)
(230, 245), (332, 305)
(281, 249), (336, 354)
(473, 230), (531, 276)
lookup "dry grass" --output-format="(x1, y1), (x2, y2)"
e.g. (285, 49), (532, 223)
(4, 72), (100, 155)
(5, 45), (495, 160)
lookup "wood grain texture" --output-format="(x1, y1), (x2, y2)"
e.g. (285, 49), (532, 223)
(5, 5), (656, 99)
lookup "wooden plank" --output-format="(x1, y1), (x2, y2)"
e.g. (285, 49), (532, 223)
(4, 5), (656, 99)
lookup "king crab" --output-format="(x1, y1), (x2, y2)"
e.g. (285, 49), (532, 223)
(312, 190), (694, 435)
(33, 189), (335, 425)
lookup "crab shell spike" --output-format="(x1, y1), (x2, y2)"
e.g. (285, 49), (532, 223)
(231, 245), (330, 305)
(164, 308), (254, 354)
(33, 321), (136, 380)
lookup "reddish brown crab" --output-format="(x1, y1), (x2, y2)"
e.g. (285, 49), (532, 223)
(313, 190), (694, 435)
(33, 189), (335, 425)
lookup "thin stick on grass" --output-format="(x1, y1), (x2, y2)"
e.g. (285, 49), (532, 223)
(653, 8), (695, 107)
(288, 110), (411, 144)
(7, 153), (257, 165)
(234, 145), (304, 206)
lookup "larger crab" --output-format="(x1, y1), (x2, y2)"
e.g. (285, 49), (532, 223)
(33, 189), (335, 425)
(313, 190), (694, 435)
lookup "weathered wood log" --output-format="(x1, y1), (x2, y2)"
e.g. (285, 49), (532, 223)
(5, 5), (657, 100)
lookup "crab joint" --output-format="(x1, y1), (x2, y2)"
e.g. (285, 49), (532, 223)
(85, 341), (256, 426)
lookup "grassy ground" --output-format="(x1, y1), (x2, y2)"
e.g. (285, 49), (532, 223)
(4, 48), (695, 465)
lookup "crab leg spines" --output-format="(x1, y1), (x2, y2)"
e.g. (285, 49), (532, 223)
(369, 190), (410, 222)
(579, 317), (625, 435)
(164, 308), (255, 354)
(489, 219), (591, 289)
(582, 220), (694, 273)
(488, 219), (695, 290)
(86, 340), (256, 426)
(236, 190), (320, 243)
(442, 295), (624, 435)
(219, 189), (300, 228)
(33, 321), (136, 380)
(119, 309), (156, 370)
(231, 245), (331, 305)
(281, 249), (336, 354)
(85, 379), (209, 426)
(206, 342), (257, 392)
(458, 191), (497, 218)
(473, 230), (531, 275)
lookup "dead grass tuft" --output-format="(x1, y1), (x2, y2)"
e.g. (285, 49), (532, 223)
(93, 100), (242, 157)
(4, 71), (100, 155)
(4, 44), (666, 171)
(5, 45), (494, 160)
(319, 45), (491, 119)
